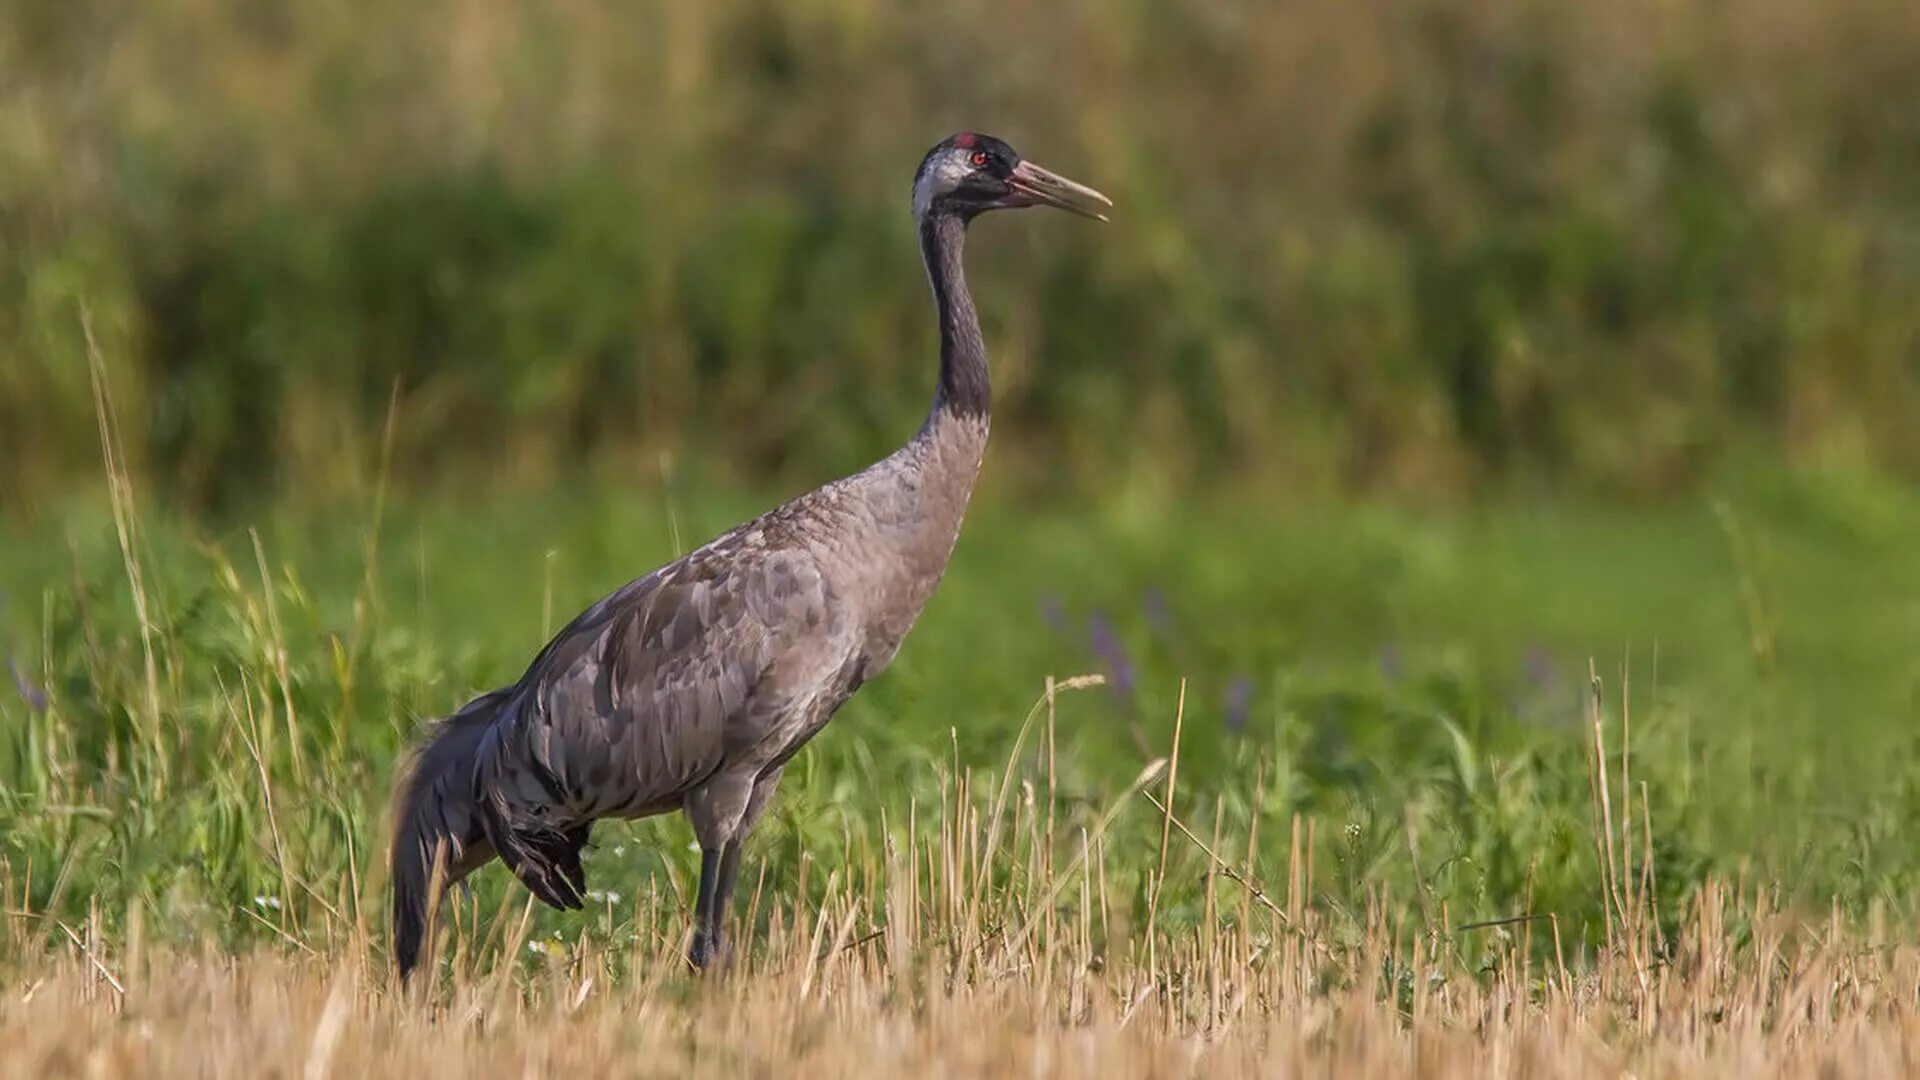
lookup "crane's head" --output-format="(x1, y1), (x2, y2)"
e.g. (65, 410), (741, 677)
(912, 133), (1111, 224)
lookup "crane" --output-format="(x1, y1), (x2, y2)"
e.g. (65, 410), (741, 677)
(389, 133), (1109, 979)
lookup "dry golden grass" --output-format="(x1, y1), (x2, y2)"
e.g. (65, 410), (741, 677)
(7, 683), (1917, 1079)
(8, 885), (1919, 1078)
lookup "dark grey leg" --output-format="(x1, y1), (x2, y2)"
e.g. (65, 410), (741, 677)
(688, 846), (723, 970)
(705, 839), (746, 965)
(684, 765), (782, 972)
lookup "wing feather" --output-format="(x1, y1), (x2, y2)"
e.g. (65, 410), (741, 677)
(472, 534), (843, 844)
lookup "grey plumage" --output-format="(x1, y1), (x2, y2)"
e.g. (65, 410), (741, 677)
(390, 133), (1109, 978)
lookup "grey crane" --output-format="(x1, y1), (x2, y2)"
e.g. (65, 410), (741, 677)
(389, 133), (1109, 978)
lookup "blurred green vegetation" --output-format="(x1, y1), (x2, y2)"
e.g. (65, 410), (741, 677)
(0, 470), (1916, 964)
(5, 0), (1920, 512)
(5, 0), (1918, 984)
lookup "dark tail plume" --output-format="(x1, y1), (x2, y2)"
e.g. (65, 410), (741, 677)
(389, 688), (510, 980)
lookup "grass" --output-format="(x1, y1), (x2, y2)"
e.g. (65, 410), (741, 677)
(1, 673), (1917, 1077)
(1, 442), (1918, 1073)
(14, 860), (1920, 1077)
(7, 3), (1918, 1067)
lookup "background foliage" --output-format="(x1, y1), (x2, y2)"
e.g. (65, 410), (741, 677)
(5, 0), (1920, 511)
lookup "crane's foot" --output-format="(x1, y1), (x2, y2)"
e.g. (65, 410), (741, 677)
(688, 927), (731, 972)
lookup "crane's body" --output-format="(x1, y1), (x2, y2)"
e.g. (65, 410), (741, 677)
(390, 133), (1108, 978)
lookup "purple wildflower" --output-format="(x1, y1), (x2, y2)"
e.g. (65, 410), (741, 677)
(1142, 587), (1173, 638)
(1086, 611), (1137, 703)
(7, 657), (46, 714)
(1379, 643), (1403, 682)
(1038, 593), (1068, 635)
(0, 593), (44, 713)
(1524, 644), (1556, 690)
(1224, 675), (1253, 733)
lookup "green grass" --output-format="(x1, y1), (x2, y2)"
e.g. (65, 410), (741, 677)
(2, 463), (1916, 975)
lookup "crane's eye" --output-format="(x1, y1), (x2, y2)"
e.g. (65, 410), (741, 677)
(969, 150), (989, 168)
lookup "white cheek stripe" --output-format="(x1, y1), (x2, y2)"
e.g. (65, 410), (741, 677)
(913, 155), (973, 218)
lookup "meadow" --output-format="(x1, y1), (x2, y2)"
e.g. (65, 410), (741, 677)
(6, 0), (1920, 1072)
(2, 448), (1918, 1074)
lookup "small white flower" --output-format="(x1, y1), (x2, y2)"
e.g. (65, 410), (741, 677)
(252, 895), (282, 911)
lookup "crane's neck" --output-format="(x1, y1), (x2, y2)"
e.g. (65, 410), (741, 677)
(831, 208), (990, 662)
(921, 210), (990, 422)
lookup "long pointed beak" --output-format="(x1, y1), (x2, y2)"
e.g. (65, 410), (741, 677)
(1006, 159), (1112, 222)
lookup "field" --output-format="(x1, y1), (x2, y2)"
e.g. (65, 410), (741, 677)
(7, 0), (1920, 1073)
(3, 450), (1919, 1075)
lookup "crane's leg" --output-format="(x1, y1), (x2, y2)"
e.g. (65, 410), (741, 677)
(701, 765), (788, 969)
(687, 843), (744, 971)
(685, 771), (755, 970)
(689, 846), (725, 970)
(685, 764), (789, 971)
